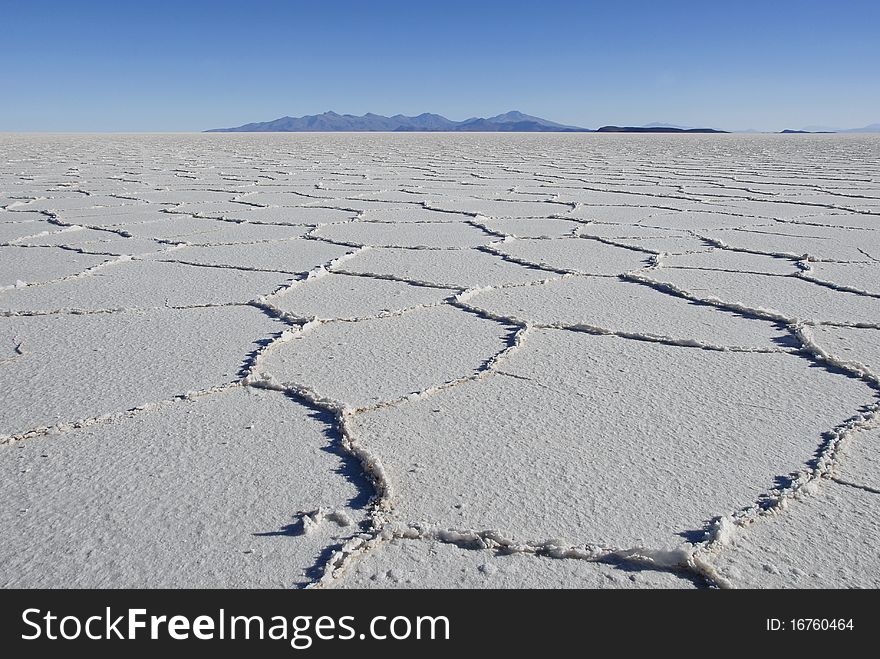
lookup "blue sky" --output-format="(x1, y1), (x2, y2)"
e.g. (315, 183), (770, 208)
(2, 0), (878, 131)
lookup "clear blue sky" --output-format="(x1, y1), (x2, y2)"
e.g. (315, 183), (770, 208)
(2, 0), (877, 132)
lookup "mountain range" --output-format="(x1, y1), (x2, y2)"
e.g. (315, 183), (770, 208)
(835, 123), (880, 133)
(596, 125), (727, 134)
(798, 123), (880, 133)
(206, 112), (880, 134)
(206, 111), (591, 133)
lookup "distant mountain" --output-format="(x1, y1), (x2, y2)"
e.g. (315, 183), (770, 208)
(800, 125), (841, 133)
(207, 113), (880, 134)
(780, 129), (835, 134)
(389, 113), (459, 131)
(596, 125), (727, 134)
(485, 111), (581, 129)
(798, 123), (879, 133)
(839, 123), (880, 133)
(206, 110), (592, 132)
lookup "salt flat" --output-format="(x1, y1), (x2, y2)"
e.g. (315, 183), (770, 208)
(1, 133), (878, 589)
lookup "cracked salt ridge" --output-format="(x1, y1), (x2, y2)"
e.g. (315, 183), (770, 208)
(30, 209), (151, 241)
(798, 262), (880, 297)
(0, 246), (119, 291)
(486, 235), (652, 276)
(776, 213), (880, 231)
(161, 202), (271, 219)
(168, 226), (310, 246)
(329, 537), (698, 589)
(0, 383), (238, 446)
(0, 306), (287, 439)
(116, 214), (311, 242)
(44, 208), (180, 227)
(336, 245), (550, 289)
(0, 259), (295, 314)
(140, 239), (353, 276)
(357, 207), (474, 224)
(326, 525), (709, 589)
(479, 217), (583, 238)
(641, 211), (798, 231)
(458, 275), (795, 352)
(306, 199), (425, 214)
(310, 220), (494, 249)
(127, 189), (243, 205)
(713, 198), (880, 218)
(9, 196), (143, 213)
(631, 268), (880, 328)
(268, 271), (454, 321)
(834, 425), (880, 495)
(187, 205), (359, 226)
(567, 205), (680, 224)
(797, 325), (880, 383)
(546, 188), (704, 211)
(590, 235), (715, 256)
(578, 223), (691, 242)
(423, 197), (575, 218)
(12, 232), (176, 258)
(696, 226), (879, 264)
(1, 386), (366, 587)
(0, 218), (59, 243)
(661, 248), (803, 275)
